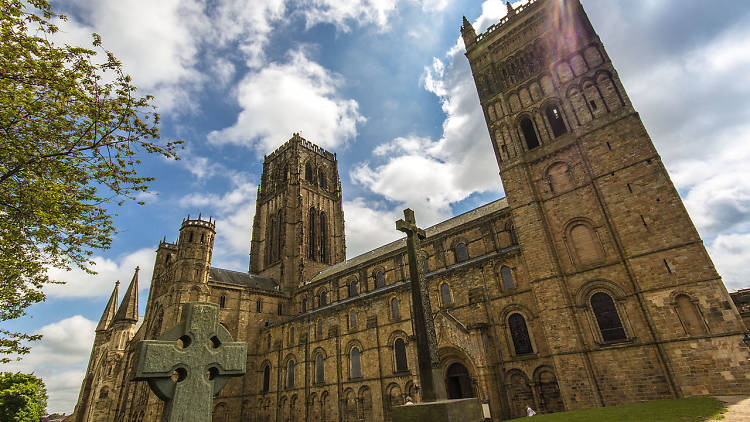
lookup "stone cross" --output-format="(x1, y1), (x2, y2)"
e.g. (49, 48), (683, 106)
(396, 209), (447, 402)
(133, 302), (247, 422)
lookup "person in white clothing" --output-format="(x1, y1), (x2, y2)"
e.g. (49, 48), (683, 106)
(525, 404), (536, 417)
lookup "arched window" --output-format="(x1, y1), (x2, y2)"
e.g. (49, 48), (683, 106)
(520, 117), (540, 150)
(276, 209), (283, 259)
(545, 104), (567, 137)
(262, 365), (270, 392)
(319, 290), (328, 306)
(99, 387), (109, 399)
(287, 360), (295, 388)
(391, 298), (400, 320)
(508, 313), (533, 355)
(256, 299), (262, 313)
(308, 208), (317, 260)
(319, 212), (328, 264)
(350, 348), (362, 378)
(301, 299), (307, 313)
(319, 169), (327, 190)
(315, 354), (325, 384)
(266, 334), (271, 350)
(349, 310), (357, 330)
(455, 243), (469, 263)
(590, 292), (626, 342)
(440, 283), (452, 306)
(289, 327), (295, 346)
(349, 279), (358, 298)
(568, 222), (603, 266)
(394, 338), (408, 372)
(317, 319), (324, 339)
(305, 163), (314, 183)
(219, 295), (226, 309)
(501, 266), (515, 290)
(506, 222), (518, 246)
(675, 294), (707, 336)
(375, 271), (386, 289)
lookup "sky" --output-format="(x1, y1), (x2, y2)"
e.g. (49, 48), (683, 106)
(3, 0), (750, 415)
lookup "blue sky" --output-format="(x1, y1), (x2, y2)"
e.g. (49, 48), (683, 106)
(3, 0), (750, 414)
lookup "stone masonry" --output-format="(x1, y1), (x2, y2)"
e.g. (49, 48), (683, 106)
(71, 1), (750, 421)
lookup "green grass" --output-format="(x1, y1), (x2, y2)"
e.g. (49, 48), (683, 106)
(507, 397), (727, 422)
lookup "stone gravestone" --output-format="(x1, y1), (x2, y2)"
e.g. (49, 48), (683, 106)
(393, 209), (483, 422)
(133, 302), (247, 422)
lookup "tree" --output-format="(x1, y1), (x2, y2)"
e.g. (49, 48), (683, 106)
(0, 372), (47, 421)
(0, 0), (181, 361)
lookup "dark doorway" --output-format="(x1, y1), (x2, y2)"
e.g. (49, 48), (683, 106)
(445, 363), (475, 399)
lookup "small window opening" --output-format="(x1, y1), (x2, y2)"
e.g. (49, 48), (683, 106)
(589, 100), (598, 110)
(219, 295), (226, 309)
(256, 299), (262, 313)
(545, 105), (567, 138)
(520, 117), (540, 150)
(627, 183), (632, 193)
(200, 233), (205, 244)
(664, 259), (672, 274)
(188, 232), (193, 242)
(277, 303), (283, 315)
(606, 141), (612, 150)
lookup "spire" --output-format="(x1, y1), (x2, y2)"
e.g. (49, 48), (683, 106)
(506, 1), (516, 16)
(113, 267), (139, 324)
(95, 281), (119, 332)
(461, 15), (477, 49)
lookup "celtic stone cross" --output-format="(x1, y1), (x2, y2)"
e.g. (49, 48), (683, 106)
(396, 208), (447, 402)
(133, 302), (247, 422)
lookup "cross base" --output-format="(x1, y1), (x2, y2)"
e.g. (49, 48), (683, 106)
(392, 398), (484, 422)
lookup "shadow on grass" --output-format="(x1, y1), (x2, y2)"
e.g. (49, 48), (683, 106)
(507, 397), (727, 422)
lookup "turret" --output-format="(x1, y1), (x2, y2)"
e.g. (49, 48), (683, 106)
(461, 16), (476, 49)
(175, 215), (216, 284)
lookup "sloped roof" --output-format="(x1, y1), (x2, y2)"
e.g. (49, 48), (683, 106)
(209, 267), (278, 291)
(308, 197), (509, 284)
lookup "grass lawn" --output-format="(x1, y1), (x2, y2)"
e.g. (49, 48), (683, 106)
(507, 397), (727, 421)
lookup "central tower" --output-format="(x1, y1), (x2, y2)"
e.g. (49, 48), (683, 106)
(249, 134), (346, 293)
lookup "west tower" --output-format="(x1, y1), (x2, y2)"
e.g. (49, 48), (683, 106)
(249, 133), (346, 294)
(463, 0), (749, 408)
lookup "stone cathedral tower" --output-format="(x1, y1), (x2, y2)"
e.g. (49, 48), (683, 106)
(249, 133), (346, 294)
(462, 0), (749, 405)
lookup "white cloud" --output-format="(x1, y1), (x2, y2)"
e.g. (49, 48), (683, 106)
(4, 316), (97, 414)
(343, 199), (402, 258)
(46, 249), (155, 298)
(350, 4), (505, 231)
(58, 0), (208, 111)
(708, 233), (750, 292)
(208, 50), (365, 154)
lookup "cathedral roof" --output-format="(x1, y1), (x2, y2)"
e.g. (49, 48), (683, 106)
(209, 267), (278, 291)
(307, 197), (509, 284)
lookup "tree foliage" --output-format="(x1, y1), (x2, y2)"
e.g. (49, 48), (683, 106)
(0, 372), (47, 421)
(0, 0), (181, 361)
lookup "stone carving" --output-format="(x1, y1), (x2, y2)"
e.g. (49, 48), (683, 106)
(133, 302), (247, 422)
(396, 208), (447, 402)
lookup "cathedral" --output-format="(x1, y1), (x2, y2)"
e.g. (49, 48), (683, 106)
(71, 0), (750, 421)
